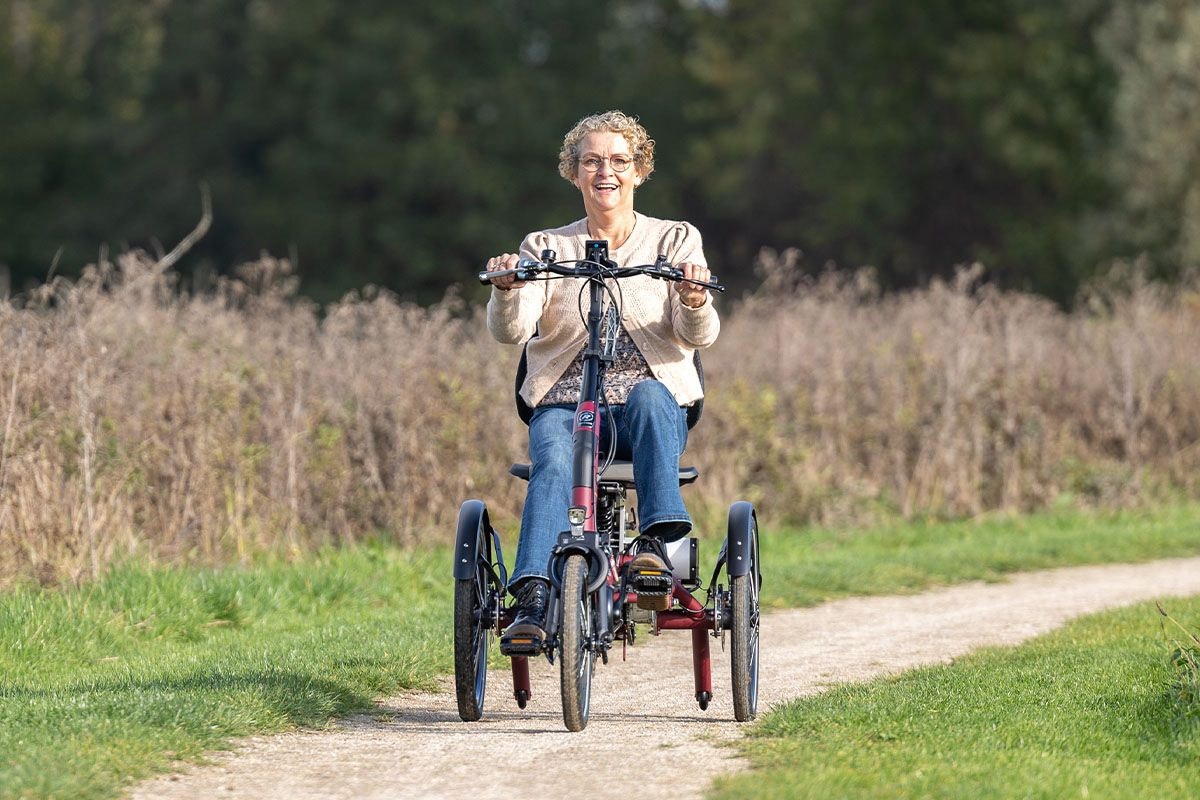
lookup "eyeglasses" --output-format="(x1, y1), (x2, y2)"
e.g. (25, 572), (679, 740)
(579, 155), (634, 173)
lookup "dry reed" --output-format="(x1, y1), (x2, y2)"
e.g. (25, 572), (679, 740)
(1, 248), (1198, 584)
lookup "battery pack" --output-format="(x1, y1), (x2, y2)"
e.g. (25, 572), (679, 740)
(663, 537), (699, 587)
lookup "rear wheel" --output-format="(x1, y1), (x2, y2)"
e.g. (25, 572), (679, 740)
(730, 515), (760, 722)
(454, 511), (495, 722)
(559, 554), (595, 732)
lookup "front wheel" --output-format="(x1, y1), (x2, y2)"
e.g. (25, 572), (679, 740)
(730, 511), (760, 722)
(454, 504), (496, 721)
(559, 554), (595, 732)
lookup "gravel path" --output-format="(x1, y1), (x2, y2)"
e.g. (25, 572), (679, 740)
(131, 556), (1200, 800)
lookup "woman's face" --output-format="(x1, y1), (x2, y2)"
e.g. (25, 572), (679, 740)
(573, 131), (642, 218)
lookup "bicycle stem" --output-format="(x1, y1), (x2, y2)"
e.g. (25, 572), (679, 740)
(569, 242), (611, 533)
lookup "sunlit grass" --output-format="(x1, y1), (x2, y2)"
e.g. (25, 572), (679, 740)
(0, 544), (450, 799)
(713, 596), (1200, 800)
(755, 502), (1200, 608)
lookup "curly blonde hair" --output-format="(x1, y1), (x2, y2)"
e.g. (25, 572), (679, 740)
(557, 110), (656, 183)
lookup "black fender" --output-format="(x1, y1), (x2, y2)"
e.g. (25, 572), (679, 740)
(453, 499), (492, 581)
(724, 501), (758, 579)
(547, 532), (609, 594)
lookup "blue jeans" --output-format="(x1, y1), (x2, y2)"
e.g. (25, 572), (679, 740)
(510, 379), (691, 587)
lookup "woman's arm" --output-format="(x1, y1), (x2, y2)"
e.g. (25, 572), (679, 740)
(486, 232), (549, 344)
(667, 223), (720, 348)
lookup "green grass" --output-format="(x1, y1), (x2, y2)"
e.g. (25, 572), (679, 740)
(0, 544), (451, 799)
(757, 502), (1200, 608)
(712, 596), (1200, 800)
(2, 503), (1200, 798)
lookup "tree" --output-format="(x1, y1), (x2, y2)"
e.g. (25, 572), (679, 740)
(4, 0), (1181, 304)
(1, 0), (709, 301)
(1096, 0), (1200, 276)
(681, 0), (1114, 300)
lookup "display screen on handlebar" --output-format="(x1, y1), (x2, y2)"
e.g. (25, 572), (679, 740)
(585, 239), (610, 266)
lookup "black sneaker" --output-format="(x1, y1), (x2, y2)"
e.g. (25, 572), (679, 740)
(500, 578), (549, 655)
(627, 537), (675, 612)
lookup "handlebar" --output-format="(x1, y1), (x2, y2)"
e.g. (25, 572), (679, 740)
(478, 254), (726, 294)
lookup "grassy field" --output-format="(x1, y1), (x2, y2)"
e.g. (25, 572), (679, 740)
(0, 545), (451, 799)
(713, 596), (1200, 800)
(3, 504), (1200, 798)
(759, 501), (1200, 608)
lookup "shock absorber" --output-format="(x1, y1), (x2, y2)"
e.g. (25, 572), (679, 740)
(597, 487), (616, 539)
(598, 485), (625, 550)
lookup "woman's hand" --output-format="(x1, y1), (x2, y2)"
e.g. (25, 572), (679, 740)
(485, 253), (525, 291)
(675, 261), (711, 308)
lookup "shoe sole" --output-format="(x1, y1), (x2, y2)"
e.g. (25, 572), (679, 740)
(635, 594), (671, 612)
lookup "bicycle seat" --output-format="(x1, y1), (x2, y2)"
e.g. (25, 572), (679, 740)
(508, 460), (699, 487)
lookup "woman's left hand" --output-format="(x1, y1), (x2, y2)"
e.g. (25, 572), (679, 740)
(675, 261), (711, 308)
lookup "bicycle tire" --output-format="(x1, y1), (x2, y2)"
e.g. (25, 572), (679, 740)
(560, 553), (595, 731)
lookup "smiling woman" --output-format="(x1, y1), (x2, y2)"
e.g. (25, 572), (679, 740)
(556, 109), (657, 184)
(481, 110), (720, 652)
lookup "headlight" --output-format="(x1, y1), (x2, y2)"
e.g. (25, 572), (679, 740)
(567, 506), (587, 526)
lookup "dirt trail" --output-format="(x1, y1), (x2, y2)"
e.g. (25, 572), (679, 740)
(131, 556), (1200, 800)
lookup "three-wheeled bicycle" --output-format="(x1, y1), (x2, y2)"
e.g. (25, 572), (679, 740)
(453, 241), (761, 731)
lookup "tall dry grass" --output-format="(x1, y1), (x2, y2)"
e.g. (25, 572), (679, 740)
(700, 251), (1200, 525)
(1, 248), (1198, 584)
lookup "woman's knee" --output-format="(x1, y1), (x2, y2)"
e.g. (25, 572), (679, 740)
(627, 379), (675, 413)
(530, 444), (572, 480)
(528, 408), (574, 471)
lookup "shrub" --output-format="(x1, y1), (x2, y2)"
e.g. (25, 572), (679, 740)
(1, 248), (1198, 583)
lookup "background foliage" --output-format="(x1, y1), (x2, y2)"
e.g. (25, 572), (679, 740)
(1, 0), (1196, 303)
(2, 249), (1197, 585)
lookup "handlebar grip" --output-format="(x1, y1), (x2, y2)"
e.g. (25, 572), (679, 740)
(681, 274), (726, 293)
(477, 267), (527, 285)
(479, 258), (541, 285)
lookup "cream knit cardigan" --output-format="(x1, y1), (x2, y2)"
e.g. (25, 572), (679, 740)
(487, 213), (720, 407)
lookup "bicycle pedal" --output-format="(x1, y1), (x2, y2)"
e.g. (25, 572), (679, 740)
(630, 568), (673, 595)
(500, 634), (544, 656)
(629, 568), (673, 611)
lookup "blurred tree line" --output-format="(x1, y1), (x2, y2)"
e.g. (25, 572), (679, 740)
(0, 0), (1196, 303)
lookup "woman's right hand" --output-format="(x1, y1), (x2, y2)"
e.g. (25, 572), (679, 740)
(485, 253), (525, 291)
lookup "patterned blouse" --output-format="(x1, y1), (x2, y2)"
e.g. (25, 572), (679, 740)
(538, 316), (655, 406)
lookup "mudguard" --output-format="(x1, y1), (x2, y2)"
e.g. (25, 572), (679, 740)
(725, 501), (758, 578)
(453, 499), (491, 581)
(547, 531), (609, 594)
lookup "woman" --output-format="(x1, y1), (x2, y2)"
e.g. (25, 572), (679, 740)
(484, 110), (719, 652)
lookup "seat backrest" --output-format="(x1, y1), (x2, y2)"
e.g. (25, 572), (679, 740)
(687, 352), (704, 430)
(515, 342), (704, 429)
(514, 341), (535, 426)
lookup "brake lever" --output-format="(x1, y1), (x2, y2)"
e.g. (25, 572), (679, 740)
(648, 255), (676, 281)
